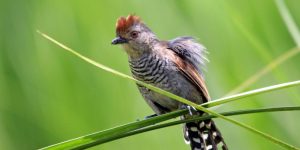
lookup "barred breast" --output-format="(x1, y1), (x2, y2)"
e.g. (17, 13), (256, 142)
(129, 53), (181, 113)
(129, 53), (169, 85)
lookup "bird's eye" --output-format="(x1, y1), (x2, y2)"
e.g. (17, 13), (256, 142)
(130, 31), (139, 39)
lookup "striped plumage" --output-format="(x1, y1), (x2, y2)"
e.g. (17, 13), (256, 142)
(112, 15), (228, 150)
(129, 53), (167, 84)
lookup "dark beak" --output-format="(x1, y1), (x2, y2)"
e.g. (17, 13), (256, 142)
(111, 36), (128, 45)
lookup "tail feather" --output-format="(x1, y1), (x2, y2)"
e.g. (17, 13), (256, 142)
(184, 119), (227, 150)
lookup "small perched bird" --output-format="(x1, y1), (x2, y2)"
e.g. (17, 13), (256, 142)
(112, 15), (227, 150)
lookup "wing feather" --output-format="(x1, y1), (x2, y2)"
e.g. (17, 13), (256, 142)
(168, 37), (208, 73)
(167, 37), (210, 101)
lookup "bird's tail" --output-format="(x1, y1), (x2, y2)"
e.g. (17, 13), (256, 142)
(183, 118), (227, 150)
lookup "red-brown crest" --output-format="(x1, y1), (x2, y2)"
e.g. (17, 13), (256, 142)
(116, 15), (141, 35)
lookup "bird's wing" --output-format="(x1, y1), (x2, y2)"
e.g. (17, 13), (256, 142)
(168, 37), (208, 73)
(167, 37), (210, 101)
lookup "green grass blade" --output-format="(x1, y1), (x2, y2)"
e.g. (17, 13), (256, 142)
(39, 110), (187, 150)
(224, 1), (300, 95)
(37, 31), (300, 150)
(204, 79), (300, 107)
(102, 106), (300, 146)
(226, 47), (300, 95)
(276, 0), (300, 47)
(40, 106), (300, 150)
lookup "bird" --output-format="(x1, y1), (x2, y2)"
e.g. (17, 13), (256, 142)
(111, 15), (228, 150)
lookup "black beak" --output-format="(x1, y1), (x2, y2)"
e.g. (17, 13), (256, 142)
(111, 36), (128, 45)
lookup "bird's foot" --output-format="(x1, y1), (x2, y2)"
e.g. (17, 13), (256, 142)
(187, 106), (198, 116)
(180, 105), (198, 116)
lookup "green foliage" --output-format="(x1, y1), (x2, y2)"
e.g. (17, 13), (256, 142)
(1, 0), (300, 150)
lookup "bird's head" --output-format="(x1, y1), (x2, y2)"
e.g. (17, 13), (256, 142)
(112, 15), (157, 58)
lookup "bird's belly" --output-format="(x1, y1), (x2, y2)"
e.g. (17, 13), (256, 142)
(137, 71), (202, 113)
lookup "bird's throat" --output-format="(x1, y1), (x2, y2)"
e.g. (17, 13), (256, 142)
(122, 44), (146, 60)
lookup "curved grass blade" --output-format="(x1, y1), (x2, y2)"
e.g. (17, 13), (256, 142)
(101, 106), (300, 147)
(204, 79), (300, 108)
(226, 47), (300, 95)
(276, 0), (300, 47)
(37, 31), (300, 150)
(40, 106), (300, 149)
(227, 0), (300, 95)
(40, 110), (187, 150)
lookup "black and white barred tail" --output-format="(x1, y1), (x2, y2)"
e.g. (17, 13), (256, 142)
(183, 119), (228, 150)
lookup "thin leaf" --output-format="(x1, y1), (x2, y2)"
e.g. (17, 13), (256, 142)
(103, 106), (300, 146)
(226, 0), (300, 95)
(204, 79), (300, 107)
(276, 0), (300, 47)
(40, 110), (187, 150)
(226, 47), (300, 95)
(41, 106), (300, 149)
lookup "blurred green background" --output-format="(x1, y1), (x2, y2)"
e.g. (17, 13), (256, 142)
(1, 0), (300, 149)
